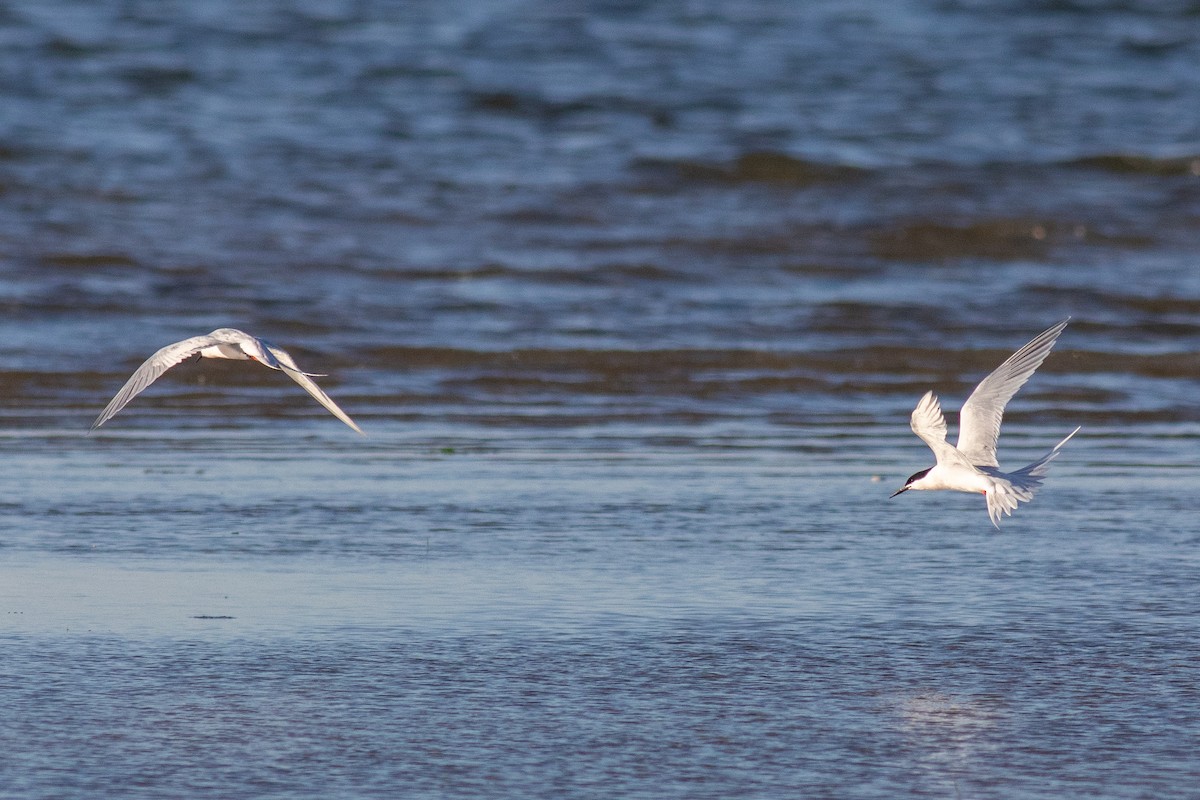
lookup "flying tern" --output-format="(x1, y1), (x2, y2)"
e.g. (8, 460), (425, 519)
(890, 319), (1078, 527)
(91, 328), (365, 435)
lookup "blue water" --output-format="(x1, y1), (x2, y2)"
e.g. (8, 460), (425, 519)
(3, 1), (1200, 797)
(3, 428), (1198, 798)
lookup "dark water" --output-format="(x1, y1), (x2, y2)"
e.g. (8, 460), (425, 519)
(3, 1), (1200, 797)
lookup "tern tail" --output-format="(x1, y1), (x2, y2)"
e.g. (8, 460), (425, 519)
(1009, 426), (1080, 486)
(981, 426), (1080, 527)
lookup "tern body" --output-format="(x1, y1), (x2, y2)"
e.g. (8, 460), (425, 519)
(91, 328), (364, 435)
(891, 319), (1078, 527)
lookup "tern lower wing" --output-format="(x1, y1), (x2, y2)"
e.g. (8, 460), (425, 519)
(909, 391), (971, 467)
(90, 335), (220, 430)
(268, 346), (365, 435)
(910, 391), (947, 445)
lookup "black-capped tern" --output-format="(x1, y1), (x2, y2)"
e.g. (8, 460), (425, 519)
(90, 328), (365, 435)
(891, 319), (1078, 527)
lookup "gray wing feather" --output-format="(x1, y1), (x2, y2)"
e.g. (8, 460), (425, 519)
(90, 335), (220, 430)
(956, 319), (1070, 467)
(910, 390), (972, 468)
(266, 345), (366, 436)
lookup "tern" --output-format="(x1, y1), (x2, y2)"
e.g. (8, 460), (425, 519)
(91, 328), (365, 435)
(890, 319), (1078, 527)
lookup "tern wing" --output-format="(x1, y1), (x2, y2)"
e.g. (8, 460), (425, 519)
(956, 318), (1070, 467)
(90, 335), (221, 430)
(266, 345), (366, 436)
(910, 391), (971, 467)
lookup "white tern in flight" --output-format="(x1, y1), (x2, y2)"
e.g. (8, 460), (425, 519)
(891, 319), (1078, 527)
(91, 328), (364, 435)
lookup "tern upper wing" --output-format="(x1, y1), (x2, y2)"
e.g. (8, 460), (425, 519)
(90, 334), (221, 430)
(910, 390), (971, 467)
(956, 318), (1069, 467)
(265, 345), (366, 436)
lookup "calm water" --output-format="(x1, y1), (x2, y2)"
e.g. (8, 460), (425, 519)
(2, 1), (1200, 798)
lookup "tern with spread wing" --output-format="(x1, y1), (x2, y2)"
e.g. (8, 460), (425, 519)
(91, 328), (365, 435)
(890, 319), (1078, 527)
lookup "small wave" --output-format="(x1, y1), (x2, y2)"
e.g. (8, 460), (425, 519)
(869, 219), (1059, 263)
(40, 252), (142, 270)
(468, 89), (669, 126)
(358, 344), (1200, 383)
(634, 151), (866, 187)
(1024, 284), (1200, 319)
(1067, 153), (1200, 177)
(119, 64), (198, 95)
(352, 261), (687, 286)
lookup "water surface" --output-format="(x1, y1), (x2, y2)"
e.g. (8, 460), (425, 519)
(2, 1), (1200, 797)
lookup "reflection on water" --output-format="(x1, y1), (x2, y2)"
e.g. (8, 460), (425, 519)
(898, 692), (1000, 796)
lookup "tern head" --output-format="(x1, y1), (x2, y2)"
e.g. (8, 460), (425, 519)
(239, 339), (272, 362)
(229, 335), (286, 370)
(890, 467), (932, 498)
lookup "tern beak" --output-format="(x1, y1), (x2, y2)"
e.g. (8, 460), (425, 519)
(889, 486), (909, 498)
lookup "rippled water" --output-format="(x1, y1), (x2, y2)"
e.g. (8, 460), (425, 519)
(3, 1), (1200, 798)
